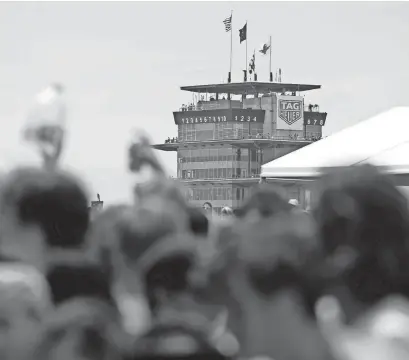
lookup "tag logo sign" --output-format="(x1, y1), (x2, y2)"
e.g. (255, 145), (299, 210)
(279, 99), (303, 125)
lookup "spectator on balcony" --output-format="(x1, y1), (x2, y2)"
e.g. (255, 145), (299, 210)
(221, 206), (233, 219)
(308, 104), (313, 112)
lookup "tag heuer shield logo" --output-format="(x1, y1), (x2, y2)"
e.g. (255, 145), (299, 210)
(279, 99), (303, 125)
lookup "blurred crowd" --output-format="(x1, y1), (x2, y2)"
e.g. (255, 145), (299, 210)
(2, 85), (409, 360)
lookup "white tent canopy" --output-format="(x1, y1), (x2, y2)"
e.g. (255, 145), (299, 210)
(261, 107), (409, 179)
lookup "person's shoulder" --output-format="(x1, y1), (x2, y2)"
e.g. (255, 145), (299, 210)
(0, 253), (18, 262)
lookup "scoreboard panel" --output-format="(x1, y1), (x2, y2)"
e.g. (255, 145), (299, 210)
(173, 109), (265, 125)
(304, 112), (327, 126)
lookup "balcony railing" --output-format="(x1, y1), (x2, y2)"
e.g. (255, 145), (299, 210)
(180, 174), (261, 181)
(179, 100), (241, 112)
(162, 134), (322, 144)
(178, 101), (323, 113)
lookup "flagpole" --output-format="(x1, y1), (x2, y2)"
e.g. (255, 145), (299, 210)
(229, 10), (233, 82)
(269, 35), (272, 82)
(245, 21), (248, 82)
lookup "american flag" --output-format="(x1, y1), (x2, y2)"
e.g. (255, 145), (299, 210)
(223, 15), (232, 32)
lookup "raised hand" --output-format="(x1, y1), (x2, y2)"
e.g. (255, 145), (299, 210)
(128, 132), (165, 176)
(23, 83), (66, 171)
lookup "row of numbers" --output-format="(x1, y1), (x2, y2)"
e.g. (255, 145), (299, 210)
(180, 115), (260, 124)
(234, 115), (258, 122)
(180, 116), (228, 124)
(306, 119), (325, 126)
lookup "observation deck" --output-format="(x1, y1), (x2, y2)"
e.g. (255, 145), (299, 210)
(153, 136), (317, 152)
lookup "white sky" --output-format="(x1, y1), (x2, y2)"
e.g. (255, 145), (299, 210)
(0, 1), (408, 204)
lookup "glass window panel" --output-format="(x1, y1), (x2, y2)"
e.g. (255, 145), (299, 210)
(210, 149), (217, 161)
(251, 149), (257, 161)
(197, 123), (214, 131)
(196, 130), (213, 141)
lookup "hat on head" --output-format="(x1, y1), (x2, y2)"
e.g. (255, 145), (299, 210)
(289, 199), (299, 207)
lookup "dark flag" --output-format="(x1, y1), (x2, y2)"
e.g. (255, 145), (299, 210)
(249, 52), (255, 74)
(259, 43), (270, 55)
(239, 23), (247, 43)
(223, 15), (232, 32)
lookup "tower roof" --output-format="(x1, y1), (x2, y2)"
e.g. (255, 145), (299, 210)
(180, 82), (321, 95)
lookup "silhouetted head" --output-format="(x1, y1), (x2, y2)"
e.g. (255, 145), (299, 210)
(0, 167), (89, 272)
(35, 298), (124, 360)
(314, 164), (409, 312)
(235, 184), (291, 219)
(187, 207), (209, 237)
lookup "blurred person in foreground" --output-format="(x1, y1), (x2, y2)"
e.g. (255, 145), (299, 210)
(35, 298), (125, 360)
(46, 256), (115, 307)
(130, 322), (234, 360)
(85, 204), (132, 280)
(129, 233), (238, 360)
(0, 263), (51, 360)
(186, 206), (210, 239)
(0, 167), (89, 273)
(128, 132), (190, 221)
(314, 164), (409, 360)
(194, 184), (334, 360)
(103, 204), (188, 338)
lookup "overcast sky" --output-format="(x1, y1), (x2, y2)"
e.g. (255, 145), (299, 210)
(0, 1), (408, 204)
